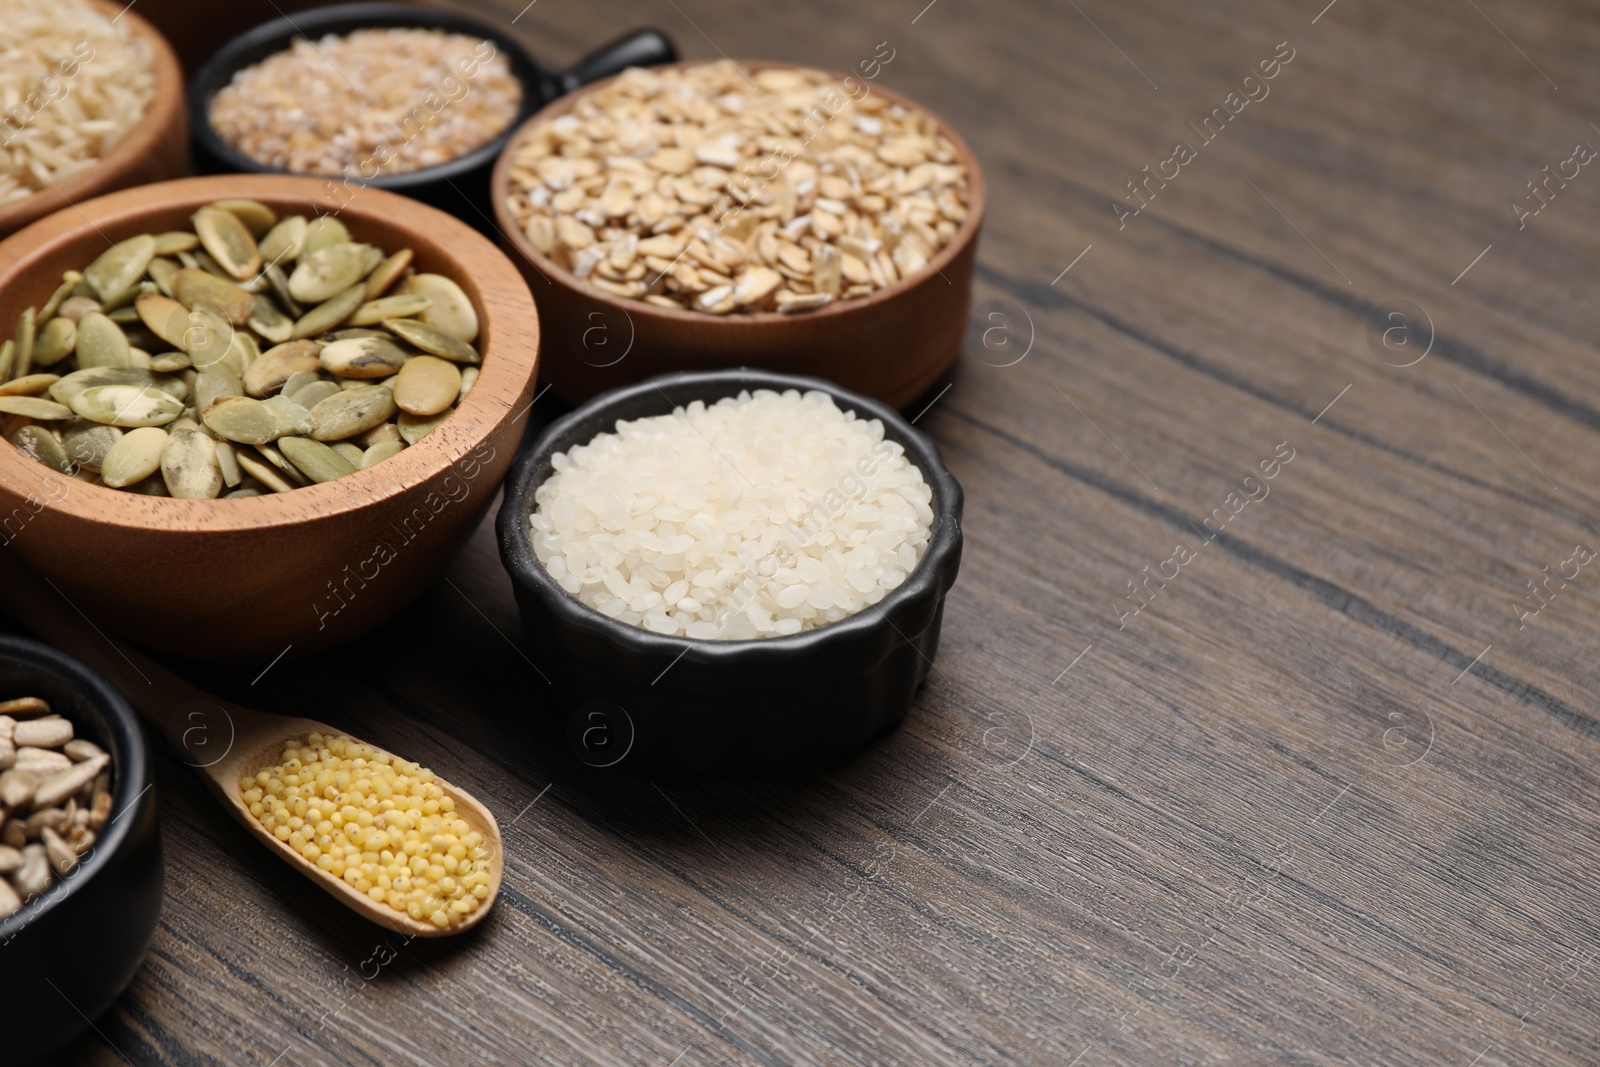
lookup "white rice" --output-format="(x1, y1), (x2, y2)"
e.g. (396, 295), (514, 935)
(530, 389), (935, 639)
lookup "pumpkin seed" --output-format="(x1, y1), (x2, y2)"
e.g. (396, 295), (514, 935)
(0, 373), (60, 397)
(234, 451), (295, 493)
(319, 335), (408, 378)
(0, 340), (12, 383)
(72, 313), (130, 369)
(134, 293), (192, 350)
(212, 199), (277, 237)
(224, 487), (263, 498)
(181, 307), (236, 370)
(193, 207), (261, 280)
(107, 305), (142, 324)
(310, 386), (396, 441)
(159, 428), (223, 499)
(244, 341), (322, 397)
(252, 441), (307, 484)
(146, 257), (179, 297)
(331, 442), (365, 466)
(289, 379), (341, 409)
(148, 352), (192, 373)
(263, 395), (315, 437)
(302, 215), (350, 257)
(0, 397), (73, 420)
(194, 362), (245, 414)
(6, 425), (71, 473)
(260, 215), (308, 265)
(56, 296), (100, 323)
(101, 426), (168, 486)
(126, 473), (169, 495)
(13, 307), (35, 379)
(354, 421), (400, 448)
(348, 294), (431, 326)
(214, 440), (242, 486)
(171, 267), (255, 325)
(392, 355), (461, 417)
(403, 273), (478, 342)
(30, 318), (75, 367)
(456, 365), (479, 403)
(382, 317), (478, 363)
(361, 439), (405, 468)
(152, 232), (198, 256)
(398, 409), (450, 444)
(363, 248), (413, 299)
(281, 370), (321, 399)
(249, 294), (295, 343)
(38, 275), (79, 322)
(99, 280), (145, 314)
(83, 235), (155, 302)
(71, 384), (184, 427)
(61, 421), (121, 471)
(203, 396), (283, 445)
(291, 284), (365, 339)
(288, 242), (370, 304)
(51, 366), (183, 408)
(279, 435), (358, 483)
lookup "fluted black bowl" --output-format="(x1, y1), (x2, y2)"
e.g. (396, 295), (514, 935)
(0, 635), (161, 1064)
(188, 3), (675, 229)
(496, 369), (964, 774)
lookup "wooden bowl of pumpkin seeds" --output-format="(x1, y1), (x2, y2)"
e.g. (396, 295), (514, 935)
(0, 175), (540, 662)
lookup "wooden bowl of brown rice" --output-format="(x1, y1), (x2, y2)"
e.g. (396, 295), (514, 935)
(0, 0), (189, 241)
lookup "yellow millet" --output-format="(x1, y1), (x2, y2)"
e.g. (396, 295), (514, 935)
(241, 733), (491, 929)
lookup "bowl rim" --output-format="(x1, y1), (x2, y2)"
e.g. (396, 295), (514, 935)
(489, 58), (987, 326)
(498, 367), (964, 666)
(187, 1), (547, 192)
(0, 0), (185, 236)
(0, 633), (151, 941)
(0, 173), (541, 533)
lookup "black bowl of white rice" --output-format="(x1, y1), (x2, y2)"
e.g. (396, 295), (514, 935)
(496, 369), (963, 774)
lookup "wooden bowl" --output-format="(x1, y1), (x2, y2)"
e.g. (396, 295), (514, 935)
(0, 175), (540, 663)
(0, 0), (188, 241)
(489, 62), (985, 410)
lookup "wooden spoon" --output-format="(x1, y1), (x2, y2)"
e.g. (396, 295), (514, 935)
(0, 552), (502, 937)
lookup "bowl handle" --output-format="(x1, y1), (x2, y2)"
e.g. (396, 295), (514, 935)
(555, 29), (678, 94)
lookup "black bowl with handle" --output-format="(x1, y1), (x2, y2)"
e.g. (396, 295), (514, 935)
(0, 634), (161, 1065)
(496, 369), (965, 775)
(188, 2), (676, 230)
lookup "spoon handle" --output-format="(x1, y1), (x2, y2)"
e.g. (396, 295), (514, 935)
(0, 551), (263, 753)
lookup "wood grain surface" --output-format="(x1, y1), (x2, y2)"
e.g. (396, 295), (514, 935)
(8, 0), (1600, 1063)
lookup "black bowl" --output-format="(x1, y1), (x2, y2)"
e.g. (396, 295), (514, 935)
(188, 3), (675, 229)
(496, 370), (965, 775)
(0, 636), (161, 1065)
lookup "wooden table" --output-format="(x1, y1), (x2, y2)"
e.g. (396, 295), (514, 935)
(27, 0), (1600, 1062)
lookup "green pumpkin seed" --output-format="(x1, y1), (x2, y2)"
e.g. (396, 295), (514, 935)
(319, 335), (408, 378)
(175, 250), (199, 270)
(281, 370), (321, 398)
(259, 215), (308, 265)
(71, 384), (184, 427)
(215, 439), (242, 486)
(348, 294), (431, 326)
(83, 235), (155, 303)
(331, 441), (365, 466)
(107, 305), (142, 324)
(224, 487), (263, 498)
(354, 421), (400, 448)
(456, 366), (479, 403)
(211, 199), (277, 238)
(249, 294), (294, 344)
(51, 366), (184, 408)
(265, 263), (301, 317)
(289, 379), (341, 409)
(291, 284), (365, 339)
(360, 439), (405, 469)
(193, 207), (261, 280)
(127, 473), (170, 496)
(12, 307), (35, 379)
(98, 280), (146, 313)
(235, 450), (296, 493)
(101, 426), (168, 486)
(134, 293), (192, 350)
(310, 385), (396, 441)
(28, 317), (74, 368)
(73, 313), (130, 369)
(180, 307), (235, 370)
(0, 373), (59, 397)
(0, 396), (73, 420)
(151, 231), (199, 255)
(392, 355), (461, 417)
(145, 256), (179, 298)
(403, 273), (478, 343)
(263, 395), (315, 436)
(6, 424), (72, 473)
(363, 248), (413, 299)
(38, 275), (79, 322)
(194, 362), (244, 414)
(56, 296), (100, 323)
(244, 341), (322, 397)
(302, 215), (350, 258)
(148, 351), (191, 373)
(160, 428), (223, 499)
(171, 268), (255, 325)
(288, 242), (370, 304)
(397, 409), (450, 445)
(61, 421), (122, 472)
(279, 435), (358, 483)
(382, 317), (478, 364)
(203, 396), (283, 445)
(0, 340), (12, 383)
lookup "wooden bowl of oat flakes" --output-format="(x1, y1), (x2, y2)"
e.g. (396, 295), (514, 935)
(0, 175), (540, 663)
(0, 0), (189, 241)
(491, 61), (985, 409)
